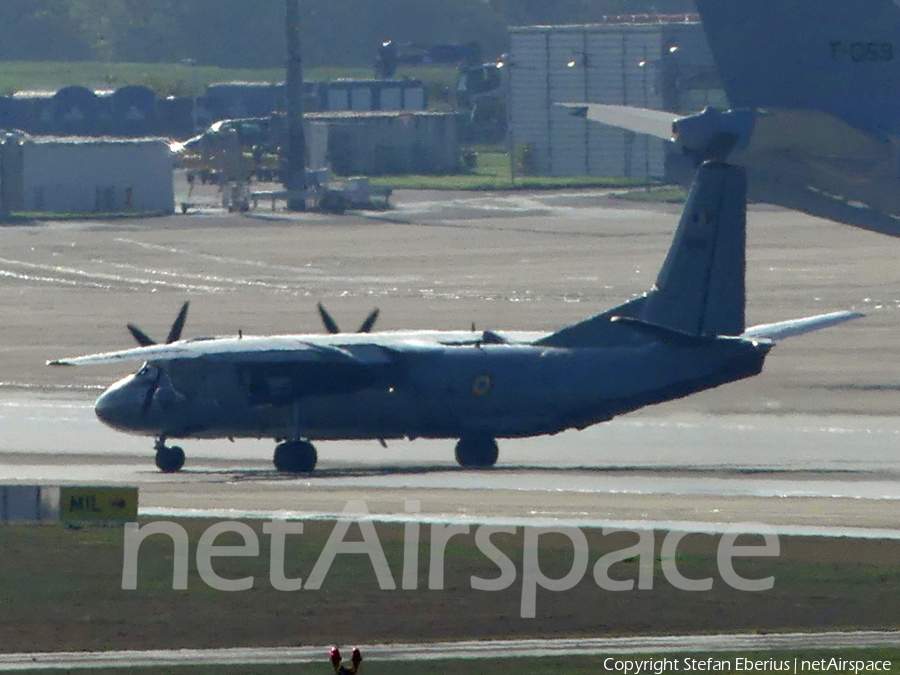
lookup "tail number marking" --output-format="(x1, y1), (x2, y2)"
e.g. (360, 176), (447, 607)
(830, 41), (894, 62)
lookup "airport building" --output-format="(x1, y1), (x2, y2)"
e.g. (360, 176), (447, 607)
(507, 17), (726, 179)
(14, 137), (174, 214)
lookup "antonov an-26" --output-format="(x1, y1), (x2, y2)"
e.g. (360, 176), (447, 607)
(49, 162), (861, 473)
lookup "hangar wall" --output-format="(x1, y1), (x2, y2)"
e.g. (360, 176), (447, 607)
(508, 20), (724, 179)
(21, 138), (174, 214)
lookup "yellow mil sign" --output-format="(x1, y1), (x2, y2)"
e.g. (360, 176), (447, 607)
(59, 486), (138, 522)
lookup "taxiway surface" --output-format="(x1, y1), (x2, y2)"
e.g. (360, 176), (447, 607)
(1, 186), (899, 531)
(3, 631), (899, 670)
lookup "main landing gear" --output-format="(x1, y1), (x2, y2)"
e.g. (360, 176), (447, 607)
(273, 439), (318, 473)
(154, 437), (186, 473)
(273, 403), (318, 472)
(454, 434), (499, 468)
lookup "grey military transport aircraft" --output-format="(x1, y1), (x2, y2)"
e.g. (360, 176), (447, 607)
(564, 0), (900, 236)
(49, 162), (860, 473)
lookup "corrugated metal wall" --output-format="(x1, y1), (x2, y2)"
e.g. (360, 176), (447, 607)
(510, 22), (713, 178)
(314, 111), (459, 176)
(21, 139), (174, 214)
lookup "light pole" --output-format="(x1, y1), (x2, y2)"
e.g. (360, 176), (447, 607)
(500, 57), (515, 186)
(638, 45), (678, 189)
(639, 48), (651, 188)
(181, 59), (199, 135)
(284, 0), (307, 211)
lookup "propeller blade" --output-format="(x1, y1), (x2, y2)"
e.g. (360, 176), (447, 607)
(127, 323), (156, 347)
(357, 308), (380, 333)
(141, 367), (162, 416)
(165, 301), (190, 344)
(317, 302), (340, 334)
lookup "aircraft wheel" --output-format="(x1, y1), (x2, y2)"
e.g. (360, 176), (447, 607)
(454, 435), (498, 468)
(156, 445), (185, 473)
(273, 440), (318, 473)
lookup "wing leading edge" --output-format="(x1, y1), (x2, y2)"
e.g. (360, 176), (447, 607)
(47, 336), (394, 367)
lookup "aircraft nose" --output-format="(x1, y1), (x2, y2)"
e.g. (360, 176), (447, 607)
(94, 374), (144, 431)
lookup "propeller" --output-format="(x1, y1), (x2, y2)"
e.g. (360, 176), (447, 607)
(316, 302), (380, 334)
(316, 302), (340, 334)
(357, 308), (380, 333)
(125, 302), (190, 417)
(139, 365), (182, 417)
(127, 301), (190, 347)
(141, 367), (163, 416)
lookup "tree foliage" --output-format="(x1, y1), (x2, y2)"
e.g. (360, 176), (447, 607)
(0, 0), (697, 67)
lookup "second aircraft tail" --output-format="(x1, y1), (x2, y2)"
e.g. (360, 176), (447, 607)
(695, 0), (900, 137)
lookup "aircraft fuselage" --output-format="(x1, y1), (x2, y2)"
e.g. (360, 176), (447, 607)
(94, 335), (769, 443)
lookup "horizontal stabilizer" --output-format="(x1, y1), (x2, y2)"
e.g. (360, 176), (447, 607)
(610, 316), (716, 347)
(742, 311), (863, 341)
(557, 103), (677, 139)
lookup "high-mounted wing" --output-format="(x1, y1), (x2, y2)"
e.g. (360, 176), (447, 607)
(47, 335), (394, 367)
(49, 335), (405, 406)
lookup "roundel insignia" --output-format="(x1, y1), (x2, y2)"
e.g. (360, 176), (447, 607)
(471, 374), (493, 396)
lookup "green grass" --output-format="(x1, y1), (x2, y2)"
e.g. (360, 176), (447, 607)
(370, 151), (653, 191)
(0, 211), (169, 223)
(2, 520), (899, 654)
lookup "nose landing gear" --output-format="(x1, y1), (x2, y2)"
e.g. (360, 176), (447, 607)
(154, 436), (186, 473)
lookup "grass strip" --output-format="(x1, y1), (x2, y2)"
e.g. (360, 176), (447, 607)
(1, 519), (897, 653)
(370, 152), (652, 191)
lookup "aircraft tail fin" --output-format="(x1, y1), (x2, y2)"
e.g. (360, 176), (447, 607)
(639, 161), (746, 337)
(535, 295), (647, 348)
(537, 161), (745, 348)
(695, 0), (900, 136)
